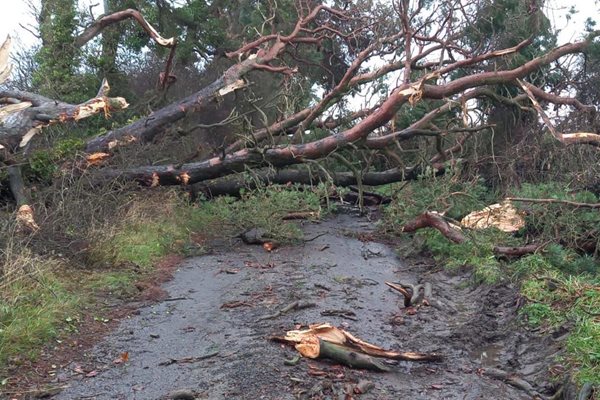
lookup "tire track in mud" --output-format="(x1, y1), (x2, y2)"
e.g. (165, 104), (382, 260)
(51, 211), (562, 400)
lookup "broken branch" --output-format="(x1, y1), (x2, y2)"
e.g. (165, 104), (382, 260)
(402, 212), (466, 243)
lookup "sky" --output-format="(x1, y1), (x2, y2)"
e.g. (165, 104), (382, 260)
(0, 1), (598, 56)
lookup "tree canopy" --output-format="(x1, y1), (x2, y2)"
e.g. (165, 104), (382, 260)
(1, 0), (599, 221)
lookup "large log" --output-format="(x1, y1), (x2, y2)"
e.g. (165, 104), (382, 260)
(190, 165), (446, 197)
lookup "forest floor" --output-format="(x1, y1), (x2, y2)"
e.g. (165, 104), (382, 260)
(5, 208), (568, 400)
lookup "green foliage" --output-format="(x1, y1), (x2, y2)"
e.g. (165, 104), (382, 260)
(421, 228), (512, 284)
(190, 183), (327, 243)
(567, 310), (600, 384)
(382, 173), (493, 230)
(25, 137), (85, 183)
(32, 0), (96, 102)
(27, 150), (58, 183)
(87, 271), (138, 298)
(107, 218), (188, 269)
(93, 184), (327, 269)
(380, 173), (513, 283)
(383, 177), (599, 384)
(513, 183), (600, 252)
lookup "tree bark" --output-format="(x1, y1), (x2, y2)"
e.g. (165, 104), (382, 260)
(402, 212), (466, 244)
(8, 165), (27, 206)
(0, 80), (128, 152)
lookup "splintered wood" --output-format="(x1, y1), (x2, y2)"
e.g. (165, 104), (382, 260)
(274, 323), (442, 371)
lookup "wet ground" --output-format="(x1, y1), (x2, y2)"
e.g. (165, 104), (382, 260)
(38, 210), (564, 399)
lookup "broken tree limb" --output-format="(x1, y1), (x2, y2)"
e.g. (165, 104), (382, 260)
(74, 9), (175, 48)
(104, 160), (448, 191)
(278, 323), (443, 365)
(8, 165), (27, 206)
(317, 339), (391, 372)
(402, 212), (466, 243)
(158, 350), (219, 366)
(8, 165), (39, 233)
(385, 281), (411, 307)
(282, 211), (321, 220)
(517, 78), (600, 147)
(89, 32), (600, 185)
(85, 6), (347, 153)
(0, 80), (128, 152)
(8, 165), (39, 232)
(493, 244), (542, 257)
(385, 281), (433, 307)
(85, 77), (246, 152)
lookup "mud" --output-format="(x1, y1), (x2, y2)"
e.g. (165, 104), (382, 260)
(45, 210), (563, 399)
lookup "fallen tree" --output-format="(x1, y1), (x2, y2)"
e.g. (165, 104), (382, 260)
(81, 3), (600, 192)
(3, 1), (600, 219)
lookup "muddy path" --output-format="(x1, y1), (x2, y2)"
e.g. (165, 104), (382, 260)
(47, 210), (562, 400)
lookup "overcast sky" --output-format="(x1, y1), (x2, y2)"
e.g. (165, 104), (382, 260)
(0, 1), (598, 52)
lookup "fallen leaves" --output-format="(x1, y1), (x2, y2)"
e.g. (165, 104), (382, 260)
(244, 260), (275, 269)
(220, 300), (251, 309)
(112, 351), (129, 365)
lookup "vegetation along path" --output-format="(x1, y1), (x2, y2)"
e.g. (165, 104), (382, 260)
(38, 210), (565, 400)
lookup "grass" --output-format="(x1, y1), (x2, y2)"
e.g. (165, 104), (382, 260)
(0, 182), (330, 377)
(380, 176), (600, 386)
(519, 270), (600, 384)
(0, 248), (79, 366)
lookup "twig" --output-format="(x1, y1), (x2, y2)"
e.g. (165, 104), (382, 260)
(320, 309), (358, 321)
(506, 197), (600, 209)
(158, 350), (220, 366)
(257, 300), (317, 322)
(163, 296), (191, 302)
(303, 232), (327, 242)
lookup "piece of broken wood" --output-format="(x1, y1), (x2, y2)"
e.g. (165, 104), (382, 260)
(320, 309), (358, 321)
(274, 323), (443, 371)
(282, 211), (320, 220)
(317, 339), (391, 372)
(386, 281), (433, 307)
(402, 212), (466, 243)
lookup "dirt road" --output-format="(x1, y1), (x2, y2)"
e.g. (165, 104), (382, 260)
(49, 211), (561, 399)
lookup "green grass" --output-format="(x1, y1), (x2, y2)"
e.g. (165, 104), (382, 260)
(0, 253), (79, 366)
(189, 183), (327, 242)
(380, 178), (600, 385)
(87, 271), (138, 298)
(518, 270), (600, 385)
